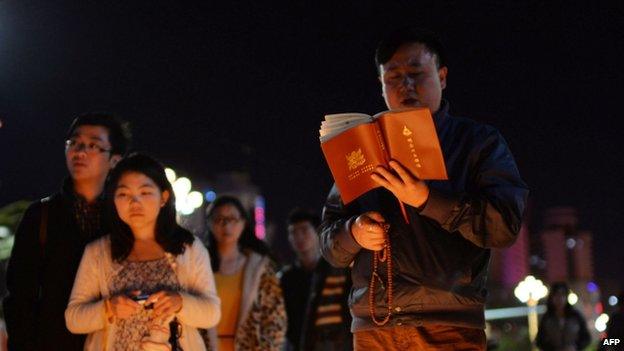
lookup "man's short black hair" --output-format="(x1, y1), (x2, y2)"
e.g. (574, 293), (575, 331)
(287, 207), (320, 228)
(375, 27), (447, 70)
(65, 112), (132, 156)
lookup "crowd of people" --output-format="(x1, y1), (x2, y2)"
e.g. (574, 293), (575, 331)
(2, 26), (620, 351)
(2, 112), (354, 351)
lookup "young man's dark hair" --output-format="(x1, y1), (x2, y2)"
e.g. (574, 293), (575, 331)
(375, 27), (447, 69)
(287, 207), (321, 228)
(4, 112), (132, 351)
(65, 112), (132, 156)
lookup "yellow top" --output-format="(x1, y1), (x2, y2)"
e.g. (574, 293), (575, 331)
(214, 268), (244, 351)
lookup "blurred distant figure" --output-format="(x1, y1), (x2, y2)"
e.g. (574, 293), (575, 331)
(536, 282), (591, 351)
(279, 208), (352, 351)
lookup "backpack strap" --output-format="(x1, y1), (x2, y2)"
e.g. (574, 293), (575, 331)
(39, 197), (50, 260)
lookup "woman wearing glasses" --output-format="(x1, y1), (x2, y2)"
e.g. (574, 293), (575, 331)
(204, 195), (286, 351)
(65, 153), (221, 350)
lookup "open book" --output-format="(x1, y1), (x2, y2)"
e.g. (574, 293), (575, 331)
(320, 108), (448, 204)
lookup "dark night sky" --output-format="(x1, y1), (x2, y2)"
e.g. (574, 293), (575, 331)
(1, 1), (623, 282)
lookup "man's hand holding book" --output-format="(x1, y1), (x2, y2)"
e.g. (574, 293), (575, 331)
(371, 160), (430, 209)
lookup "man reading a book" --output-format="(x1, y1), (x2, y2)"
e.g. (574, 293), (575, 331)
(319, 27), (528, 350)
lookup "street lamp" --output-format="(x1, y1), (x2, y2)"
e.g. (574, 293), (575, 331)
(514, 275), (549, 350)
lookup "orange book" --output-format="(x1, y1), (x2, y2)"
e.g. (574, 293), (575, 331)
(320, 108), (448, 204)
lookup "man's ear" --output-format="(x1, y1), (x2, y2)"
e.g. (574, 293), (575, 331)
(110, 154), (122, 168)
(378, 75), (388, 100)
(439, 66), (448, 90)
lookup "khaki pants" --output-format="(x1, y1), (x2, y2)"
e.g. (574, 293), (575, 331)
(354, 325), (486, 351)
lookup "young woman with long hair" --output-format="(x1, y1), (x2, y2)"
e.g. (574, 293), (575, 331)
(536, 282), (591, 351)
(203, 195), (286, 351)
(65, 153), (221, 350)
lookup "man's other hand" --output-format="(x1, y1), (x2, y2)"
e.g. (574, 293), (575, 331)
(351, 211), (387, 251)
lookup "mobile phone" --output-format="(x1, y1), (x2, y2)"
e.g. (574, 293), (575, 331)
(131, 293), (154, 309)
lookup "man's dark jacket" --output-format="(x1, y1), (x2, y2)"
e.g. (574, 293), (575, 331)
(3, 182), (107, 350)
(300, 259), (352, 351)
(279, 261), (314, 350)
(320, 101), (529, 332)
(280, 258), (352, 351)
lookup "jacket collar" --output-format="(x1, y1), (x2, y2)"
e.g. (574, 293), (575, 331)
(60, 177), (106, 204)
(433, 99), (450, 133)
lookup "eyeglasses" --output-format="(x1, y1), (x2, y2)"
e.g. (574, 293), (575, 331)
(211, 216), (243, 226)
(65, 139), (112, 154)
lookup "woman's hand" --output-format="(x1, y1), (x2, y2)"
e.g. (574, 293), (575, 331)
(108, 293), (141, 320)
(146, 290), (183, 321)
(141, 340), (171, 351)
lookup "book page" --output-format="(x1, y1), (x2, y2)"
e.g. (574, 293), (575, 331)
(324, 112), (371, 123)
(319, 113), (373, 142)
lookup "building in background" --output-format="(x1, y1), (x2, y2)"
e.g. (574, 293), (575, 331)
(487, 206), (614, 347)
(540, 207), (595, 283)
(538, 207), (603, 340)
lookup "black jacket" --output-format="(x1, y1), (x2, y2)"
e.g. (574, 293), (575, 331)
(279, 258), (352, 351)
(300, 259), (352, 351)
(3, 181), (107, 350)
(536, 309), (591, 351)
(320, 101), (528, 332)
(280, 262), (314, 350)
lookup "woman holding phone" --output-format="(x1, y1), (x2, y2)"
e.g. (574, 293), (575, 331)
(65, 153), (220, 350)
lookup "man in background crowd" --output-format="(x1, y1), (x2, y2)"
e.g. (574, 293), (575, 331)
(3, 113), (131, 350)
(280, 208), (352, 351)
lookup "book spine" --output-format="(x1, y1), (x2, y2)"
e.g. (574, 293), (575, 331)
(373, 121), (389, 165)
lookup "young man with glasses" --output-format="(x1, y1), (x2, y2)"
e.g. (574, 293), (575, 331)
(3, 113), (131, 350)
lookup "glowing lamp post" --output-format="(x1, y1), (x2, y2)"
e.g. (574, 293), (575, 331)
(514, 275), (548, 350)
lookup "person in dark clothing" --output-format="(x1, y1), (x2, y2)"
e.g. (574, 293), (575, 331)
(536, 282), (591, 351)
(280, 208), (321, 350)
(300, 258), (352, 351)
(3, 113), (131, 351)
(319, 27), (528, 350)
(280, 208), (352, 351)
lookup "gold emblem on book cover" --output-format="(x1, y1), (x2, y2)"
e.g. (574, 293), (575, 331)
(346, 149), (366, 170)
(402, 126), (413, 136)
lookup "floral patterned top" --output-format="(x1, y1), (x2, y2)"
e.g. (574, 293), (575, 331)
(110, 256), (180, 351)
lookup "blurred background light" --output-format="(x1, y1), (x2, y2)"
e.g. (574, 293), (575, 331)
(205, 190), (216, 202)
(567, 292), (578, 305)
(595, 313), (609, 332)
(608, 295), (619, 306)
